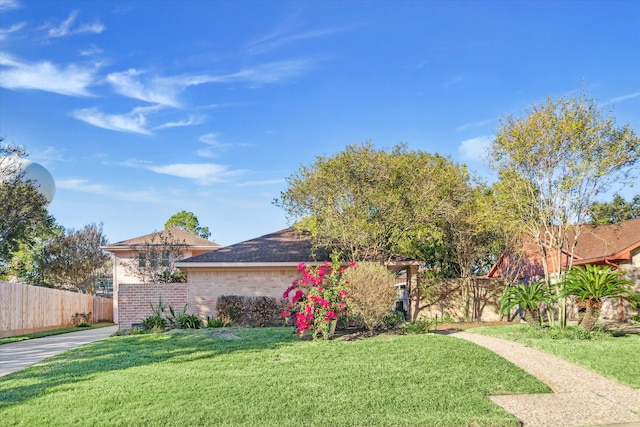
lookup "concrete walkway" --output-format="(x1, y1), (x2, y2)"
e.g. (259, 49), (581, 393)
(451, 331), (640, 427)
(0, 326), (118, 377)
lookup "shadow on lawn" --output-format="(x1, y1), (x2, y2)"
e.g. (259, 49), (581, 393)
(0, 327), (298, 410)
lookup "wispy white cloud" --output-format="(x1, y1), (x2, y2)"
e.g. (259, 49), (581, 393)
(456, 117), (495, 132)
(79, 44), (103, 57)
(31, 147), (68, 164)
(107, 69), (182, 107)
(0, 52), (96, 96)
(0, 21), (26, 40)
(444, 74), (464, 88)
(197, 133), (232, 158)
(72, 105), (162, 134)
(73, 104), (204, 134)
(57, 178), (161, 203)
(154, 115), (204, 130)
(0, 0), (21, 11)
(121, 158), (246, 185)
(457, 136), (491, 163)
(217, 60), (312, 85)
(45, 10), (105, 38)
(107, 60), (311, 106)
(248, 27), (348, 55)
(600, 92), (640, 107)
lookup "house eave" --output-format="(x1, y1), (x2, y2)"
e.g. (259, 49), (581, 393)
(102, 245), (220, 252)
(175, 259), (421, 269)
(175, 262), (325, 268)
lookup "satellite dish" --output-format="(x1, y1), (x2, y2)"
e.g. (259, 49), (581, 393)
(1, 157), (56, 204)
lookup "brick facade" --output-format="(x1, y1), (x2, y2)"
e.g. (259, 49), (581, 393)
(117, 283), (188, 329)
(187, 267), (298, 319)
(116, 268), (298, 329)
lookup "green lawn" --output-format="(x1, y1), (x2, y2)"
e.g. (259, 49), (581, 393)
(469, 324), (640, 388)
(0, 327), (549, 426)
(0, 323), (115, 345)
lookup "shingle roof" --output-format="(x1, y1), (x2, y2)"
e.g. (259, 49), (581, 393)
(487, 218), (640, 277)
(572, 218), (640, 263)
(103, 227), (221, 249)
(178, 227), (331, 264)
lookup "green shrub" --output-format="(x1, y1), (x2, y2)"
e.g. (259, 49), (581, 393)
(217, 296), (244, 323)
(342, 262), (398, 331)
(381, 311), (405, 330)
(167, 304), (201, 329)
(72, 312), (92, 327)
(207, 316), (231, 328)
(399, 320), (433, 335)
(217, 295), (288, 327)
(143, 298), (168, 330)
(128, 326), (145, 335)
(142, 314), (167, 330)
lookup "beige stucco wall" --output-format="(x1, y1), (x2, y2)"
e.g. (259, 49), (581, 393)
(412, 278), (505, 322)
(186, 267), (299, 320)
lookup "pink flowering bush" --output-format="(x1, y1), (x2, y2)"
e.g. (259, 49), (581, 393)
(282, 260), (354, 340)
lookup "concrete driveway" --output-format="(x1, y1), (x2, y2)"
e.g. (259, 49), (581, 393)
(0, 325), (118, 377)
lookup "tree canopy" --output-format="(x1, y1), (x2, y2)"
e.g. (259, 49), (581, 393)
(165, 211), (211, 239)
(0, 144), (53, 265)
(276, 142), (503, 269)
(589, 194), (640, 225)
(489, 92), (640, 326)
(40, 223), (110, 295)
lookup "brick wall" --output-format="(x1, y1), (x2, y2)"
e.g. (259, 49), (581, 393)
(187, 267), (298, 320)
(117, 283), (188, 329)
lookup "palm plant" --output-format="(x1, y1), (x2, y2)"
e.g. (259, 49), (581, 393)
(562, 264), (639, 331)
(499, 281), (553, 326)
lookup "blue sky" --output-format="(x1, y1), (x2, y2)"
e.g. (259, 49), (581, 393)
(1, 0), (639, 246)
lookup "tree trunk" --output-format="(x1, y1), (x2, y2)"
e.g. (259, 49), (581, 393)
(524, 309), (539, 326)
(578, 299), (602, 332)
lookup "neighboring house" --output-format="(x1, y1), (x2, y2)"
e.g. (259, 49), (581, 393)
(488, 218), (640, 320)
(175, 227), (421, 322)
(101, 227), (221, 324)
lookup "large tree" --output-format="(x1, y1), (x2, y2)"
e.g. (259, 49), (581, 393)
(41, 223), (111, 294)
(276, 143), (472, 263)
(165, 210), (211, 239)
(0, 144), (53, 264)
(589, 194), (640, 225)
(1, 223), (62, 286)
(489, 92), (640, 326)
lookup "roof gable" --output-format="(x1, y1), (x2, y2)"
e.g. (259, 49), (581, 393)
(103, 227), (221, 250)
(179, 227), (331, 264)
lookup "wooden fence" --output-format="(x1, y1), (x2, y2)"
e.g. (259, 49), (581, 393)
(0, 282), (113, 338)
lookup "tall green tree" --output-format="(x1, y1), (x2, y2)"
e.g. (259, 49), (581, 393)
(0, 143), (53, 264)
(439, 184), (513, 321)
(1, 222), (62, 286)
(489, 92), (640, 326)
(589, 194), (640, 225)
(41, 223), (111, 295)
(276, 143), (472, 263)
(165, 211), (211, 239)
